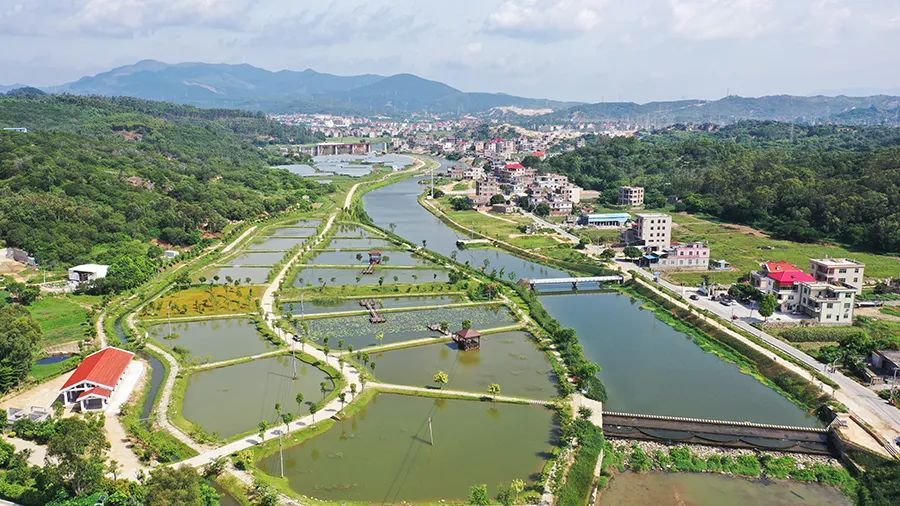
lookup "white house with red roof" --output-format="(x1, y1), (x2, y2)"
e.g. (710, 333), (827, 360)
(751, 261), (817, 312)
(59, 347), (135, 411)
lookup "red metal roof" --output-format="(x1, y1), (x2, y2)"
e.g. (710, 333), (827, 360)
(769, 270), (816, 286)
(764, 261), (802, 273)
(62, 347), (134, 391)
(505, 162), (525, 170)
(76, 387), (113, 401)
(456, 328), (481, 339)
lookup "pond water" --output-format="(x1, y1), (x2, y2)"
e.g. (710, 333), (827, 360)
(147, 318), (275, 364)
(333, 224), (381, 238)
(257, 394), (557, 503)
(266, 227), (317, 238)
(287, 219), (321, 227)
(299, 305), (517, 349)
(372, 331), (559, 399)
(306, 249), (426, 266)
(282, 295), (462, 315)
(538, 292), (820, 426)
(182, 355), (334, 439)
(225, 251), (286, 267)
(598, 472), (851, 506)
(248, 236), (308, 251)
(293, 267), (449, 287)
(205, 266), (270, 285)
(35, 354), (73, 365)
(326, 237), (398, 250)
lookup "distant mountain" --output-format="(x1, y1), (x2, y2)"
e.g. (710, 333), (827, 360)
(525, 95), (900, 126)
(47, 60), (577, 115)
(0, 84), (29, 94)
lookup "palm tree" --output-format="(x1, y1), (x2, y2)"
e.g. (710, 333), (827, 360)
(487, 383), (501, 398)
(295, 393), (304, 419)
(309, 404), (318, 422)
(350, 383), (358, 398)
(339, 392), (347, 409)
(433, 370), (449, 389)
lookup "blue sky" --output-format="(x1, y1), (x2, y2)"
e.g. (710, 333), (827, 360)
(2, 0), (899, 102)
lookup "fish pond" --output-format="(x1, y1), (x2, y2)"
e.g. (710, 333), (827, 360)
(265, 227), (317, 238)
(182, 355), (334, 439)
(257, 394), (556, 503)
(204, 266), (271, 285)
(293, 267), (449, 287)
(372, 331), (558, 399)
(598, 472), (851, 506)
(298, 304), (517, 349)
(147, 318), (275, 363)
(281, 295), (462, 315)
(224, 251), (286, 267)
(306, 249), (427, 266)
(248, 236), (308, 251)
(325, 237), (399, 250)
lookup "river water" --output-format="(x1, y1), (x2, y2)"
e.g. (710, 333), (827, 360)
(362, 165), (819, 426)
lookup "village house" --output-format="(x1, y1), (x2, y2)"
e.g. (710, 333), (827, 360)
(751, 261), (816, 312)
(626, 213), (671, 251)
(797, 281), (856, 324)
(67, 264), (109, 288)
(59, 347), (135, 411)
(577, 213), (631, 228)
(809, 258), (865, 294)
(619, 186), (645, 207)
(639, 241), (710, 271)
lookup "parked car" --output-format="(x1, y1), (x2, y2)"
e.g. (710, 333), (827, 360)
(292, 335), (303, 342)
(719, 299), (734, 307)
(689, 294), (700, 301)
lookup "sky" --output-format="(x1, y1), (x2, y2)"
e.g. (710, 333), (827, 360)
(1, 0), (899, 103)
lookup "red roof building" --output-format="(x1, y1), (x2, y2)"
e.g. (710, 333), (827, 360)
(762, 261), (802, 274)
(768, 270), (816, 288)
(505, 162), (525, 170)
(453, 328), (481, 350)
(60, 347), (134, 411)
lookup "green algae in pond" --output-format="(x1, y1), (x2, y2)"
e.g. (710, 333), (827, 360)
(147, 318), (276, 363)
(257, 394), (557, 503)
(281, 295), (462, 315)
(372, 331), (559, 399)
(293, 267), (449, 287)
(182, 355), (333, 439)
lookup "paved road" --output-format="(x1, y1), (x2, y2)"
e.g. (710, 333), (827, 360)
(617, 260), (900, 455)
(221, 225), (257, 254)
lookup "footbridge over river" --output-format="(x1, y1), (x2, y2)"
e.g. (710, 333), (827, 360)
(520, 275), (624, 290)
(602, 411), (833, 455)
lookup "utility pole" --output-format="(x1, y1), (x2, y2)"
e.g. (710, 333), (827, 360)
(428, 416), (434, 446)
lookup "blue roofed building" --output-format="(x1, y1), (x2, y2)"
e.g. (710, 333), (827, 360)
(577, 213), (631, 228)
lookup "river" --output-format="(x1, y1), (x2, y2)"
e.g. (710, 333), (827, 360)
(362, 164), (819, 426)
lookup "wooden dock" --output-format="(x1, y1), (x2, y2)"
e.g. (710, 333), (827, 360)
(426, 323), (450, 336)
(359, 299), (386, 323)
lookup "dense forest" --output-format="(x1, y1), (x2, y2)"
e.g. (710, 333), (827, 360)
(0, 95), (333, 267)
(542, 121), (900, 253)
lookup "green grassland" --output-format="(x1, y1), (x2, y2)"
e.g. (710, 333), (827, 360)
(666, 212), (900, 286)
(28, 295), (95, 345)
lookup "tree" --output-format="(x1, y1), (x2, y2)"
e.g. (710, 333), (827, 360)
(534, 203), (550, 217)
(309, 404), (318, 422)
(0, 304), (42, 393)
(433, 370), (449, 389)
(487, 383), (501, 397)
(623, 246), (642, 259)
(468, 484), (490, 506)
(759, 293), (778, 321)
(600, 248), (616, 260)
(45, 415), (109, 497)
(451, 197), (474, 211)
(338, 392), (347, 408)
(461, 319), (472, 329)
(489, 194), (506, 205)
(145, 465), (219, 506)
(510, 478), (526, 502)
(295, 393), (305, 416)
(496, 484), (513, 506)
(5, 282), (39, 305)
(258, 420), (269, 442)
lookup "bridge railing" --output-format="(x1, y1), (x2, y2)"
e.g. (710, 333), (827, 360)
(602, 410), (829, 433)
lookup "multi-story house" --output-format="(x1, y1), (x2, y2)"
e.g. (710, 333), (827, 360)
(630, 213), (671, 251)
(809, 258), (865, 294)
(797, 281), (856, 324)
(751, 261), (815, 312)
(619, 186), (645, 207)
(653, 242), (710, 271)
(495, 162), (536, 194)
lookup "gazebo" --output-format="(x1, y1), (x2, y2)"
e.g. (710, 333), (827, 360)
(453, 328), (481, 350)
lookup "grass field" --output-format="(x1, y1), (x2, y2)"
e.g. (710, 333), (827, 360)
(29, 354), (80, 382)
(28, 296), (93, 345)
(666, 212), (900, 286)
(434, 197), (530, 238)
(139, 285), (263, 319)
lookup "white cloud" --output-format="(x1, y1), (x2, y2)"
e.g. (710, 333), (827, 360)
(0, 0), (252, 38)
(485, 0), (605, 40)
(669, 0), (775, 40)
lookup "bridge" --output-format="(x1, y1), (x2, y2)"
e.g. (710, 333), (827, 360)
(602, 411), (833, 455)
(520, 275), (624, 290)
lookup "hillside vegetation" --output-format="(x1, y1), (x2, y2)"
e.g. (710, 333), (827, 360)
(542, 121), (900, 254)
(0, 95), (333, 267)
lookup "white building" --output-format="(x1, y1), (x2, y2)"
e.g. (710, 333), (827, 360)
(797, 281), (856, 324)
(67, 264), (109, 287)
(619, 186), (645, 207)
(809, 258), (865, 294)
(633, 213), (671, 251)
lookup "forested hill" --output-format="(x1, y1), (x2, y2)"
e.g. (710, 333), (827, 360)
(0, 94), (331, 268)
(541, 121), (900, 253)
